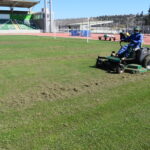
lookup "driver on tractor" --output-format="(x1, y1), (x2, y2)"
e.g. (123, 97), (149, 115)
(116, 26), (143, 59)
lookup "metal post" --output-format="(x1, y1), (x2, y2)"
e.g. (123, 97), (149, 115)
(87, 17), (90, 43)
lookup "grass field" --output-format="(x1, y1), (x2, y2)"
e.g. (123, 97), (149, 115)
(0, 36), (150, 150)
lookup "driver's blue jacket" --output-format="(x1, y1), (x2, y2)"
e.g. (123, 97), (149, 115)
(127, 32), (143, 47)
(117, 32), (143, 57)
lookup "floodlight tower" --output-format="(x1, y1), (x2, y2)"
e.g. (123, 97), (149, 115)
(44, 0), (54, 33)
(44, 0), (48, 32)
(49, 0), (53, 33)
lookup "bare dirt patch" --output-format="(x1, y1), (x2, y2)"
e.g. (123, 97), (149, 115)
(1, 71), (150, 111)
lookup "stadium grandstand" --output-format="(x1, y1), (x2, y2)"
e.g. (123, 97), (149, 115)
(0, 0), (49, 33)
(1, 1), (148, 34)
(55, 18), (120, 34)
(0, 0), (122, 34)
(0, 0), (126, 34)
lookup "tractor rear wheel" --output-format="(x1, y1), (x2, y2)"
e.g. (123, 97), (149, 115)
(143, 55), (150, 70)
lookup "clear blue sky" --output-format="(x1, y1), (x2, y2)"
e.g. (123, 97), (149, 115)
(1, 0), (150, 19)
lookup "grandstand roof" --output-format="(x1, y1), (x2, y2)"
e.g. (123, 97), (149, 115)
(0, 0), (39, 8)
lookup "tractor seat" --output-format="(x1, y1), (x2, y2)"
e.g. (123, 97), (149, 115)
(134, 47), (141, 51)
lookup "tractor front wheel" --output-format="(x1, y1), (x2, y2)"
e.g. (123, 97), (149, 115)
(96, 58), (103, 68)
(116, 64), (125, 74)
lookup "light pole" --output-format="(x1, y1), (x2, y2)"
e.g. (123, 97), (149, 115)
(49, 0), (52, 32)
(44, 0), (48, 32)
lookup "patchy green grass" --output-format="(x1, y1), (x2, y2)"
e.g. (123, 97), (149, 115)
(0, 36), (150, 150)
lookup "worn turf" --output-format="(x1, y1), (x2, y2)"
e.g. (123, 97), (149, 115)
(0, 36), (150, 150)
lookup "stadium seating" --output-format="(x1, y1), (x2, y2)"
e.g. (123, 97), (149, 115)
(0, 14), (39, 30)
(0, 20), (16, 30)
